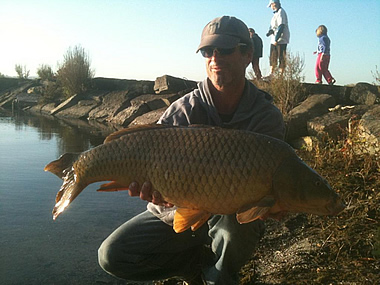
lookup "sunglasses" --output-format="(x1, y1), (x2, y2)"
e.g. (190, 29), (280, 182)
(200, 43), (247, 58)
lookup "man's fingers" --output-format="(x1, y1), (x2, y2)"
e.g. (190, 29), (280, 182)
(128, 182), (140, 196)
(140, 181), (153, 202)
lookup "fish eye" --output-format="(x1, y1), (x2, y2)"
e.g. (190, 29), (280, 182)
(315, 180), (322, 187)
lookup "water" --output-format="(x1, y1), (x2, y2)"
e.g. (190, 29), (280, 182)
(0, 113), (147, 284)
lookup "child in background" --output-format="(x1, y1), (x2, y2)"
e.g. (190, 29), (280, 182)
(313, 25), (336, 85)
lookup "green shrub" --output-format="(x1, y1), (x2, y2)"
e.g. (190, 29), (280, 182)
(15, 64), (30, 79)
(37, 64), (55, 81)
(56, 45), (94, 98)
(39, 81), (63, 104)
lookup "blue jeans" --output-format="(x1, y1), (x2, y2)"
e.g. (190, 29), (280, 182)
(98, 210), (264, 284)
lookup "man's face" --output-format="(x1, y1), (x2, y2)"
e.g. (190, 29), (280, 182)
(270, 3), (279, 11)
(204, 46), (252, 90)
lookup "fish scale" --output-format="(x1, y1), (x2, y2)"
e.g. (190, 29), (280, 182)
(45, 124), (345, 233)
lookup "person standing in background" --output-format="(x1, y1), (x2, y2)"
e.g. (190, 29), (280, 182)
(265, 0), (290, 77)
(248, 28), (263, 80)
(313, 25), (336, 85)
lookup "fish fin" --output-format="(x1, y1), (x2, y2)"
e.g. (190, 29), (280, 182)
(236, 196), (276, 224)
(173, 208), (211, 233)
(97, 181), (129, 192)
(190, 213), (212, 232)
(104, 124), (172, 143)
(44, 153), (80, 179)
(53, 168), (86, 220)
(236, 206), (271, 223)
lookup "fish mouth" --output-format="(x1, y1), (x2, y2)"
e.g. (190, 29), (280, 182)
(325, 199), (346, 216)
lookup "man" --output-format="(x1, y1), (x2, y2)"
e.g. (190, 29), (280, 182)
(248, 28), (263, 80)
(266, 0), (290, 77)
(98, 16), (285, 285)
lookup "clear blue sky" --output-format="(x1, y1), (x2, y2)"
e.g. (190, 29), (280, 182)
(1, 0), (379, 85)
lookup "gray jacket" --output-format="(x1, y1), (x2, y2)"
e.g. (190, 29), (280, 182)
(147, 78), (285, 224)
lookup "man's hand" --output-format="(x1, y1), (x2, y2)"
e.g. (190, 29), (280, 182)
(128, 181), (174, 207)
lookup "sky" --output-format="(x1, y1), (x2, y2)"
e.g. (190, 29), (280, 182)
(1, 0), (379, 86)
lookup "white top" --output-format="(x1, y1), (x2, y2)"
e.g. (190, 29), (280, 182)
(270, 7), (290, 45)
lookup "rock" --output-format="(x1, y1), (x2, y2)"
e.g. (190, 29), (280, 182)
(27, 86), (43, 94)
(41, 103), (57, 114)
(92, 77), (154, 92)
(357, 105), (380, 154)
(289, 136), (319, 151)
(302, 83), (352, 105)
(154, 75), (197, 94)
(111, 100), (150, 126)
(129, 107), (167, 125)
(0, 80), (35, 108)
(285, 94), (336, 141)
(110, 93), (180, 126)
(349, 82), (379, 105)
(56, 99), (99, 119)
(307, 105), (371, 140)
(88, 91), (130, 122)
(50, 94), (81, 115)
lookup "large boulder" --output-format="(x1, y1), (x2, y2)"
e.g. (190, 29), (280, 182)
(357, 105), (380, 154)
(88, 91), (132, 122)
(349, 82), (379, 105)
(129, 107), (167, 125)
(92, 77), (154, 93)
(307, 105), (372, 140)
(154, 75), (197, 94)
(285, 94), (336, 142)
(302, 83), (352, 105)
(111, 93), (180, 126)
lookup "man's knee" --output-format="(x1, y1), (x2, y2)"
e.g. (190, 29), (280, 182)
(98, 239), (117, 274)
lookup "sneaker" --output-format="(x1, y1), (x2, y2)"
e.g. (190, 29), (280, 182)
(329, 79), (336, 85)
(315, 81), (322, 84)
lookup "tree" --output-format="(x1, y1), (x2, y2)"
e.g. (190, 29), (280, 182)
(15, 64), (30, 79)
(56, 45), (94, 97)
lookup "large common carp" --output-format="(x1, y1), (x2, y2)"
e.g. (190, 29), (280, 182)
(45, 124), (345, 233)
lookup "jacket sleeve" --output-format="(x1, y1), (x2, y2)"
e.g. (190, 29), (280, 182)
(275, 24), (285, 42)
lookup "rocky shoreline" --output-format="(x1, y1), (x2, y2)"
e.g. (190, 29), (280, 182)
(1, 75), (379, 152)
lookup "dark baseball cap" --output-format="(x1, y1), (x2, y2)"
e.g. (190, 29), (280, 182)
(196, 16), (251, 53)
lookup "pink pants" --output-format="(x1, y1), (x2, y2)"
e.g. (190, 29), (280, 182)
(315, 53), (333, 83)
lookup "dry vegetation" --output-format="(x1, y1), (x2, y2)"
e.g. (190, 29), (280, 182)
(240, 123), (379, 284)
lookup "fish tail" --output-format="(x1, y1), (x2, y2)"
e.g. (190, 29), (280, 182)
(44, 153), (80, 179)
(52, 168), (86, 220)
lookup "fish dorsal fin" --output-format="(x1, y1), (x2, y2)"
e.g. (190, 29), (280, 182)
(236, 196), (276, 224)
(104, 124), (172, 143)
(173, 208), (211, 233)
(97, 181), (129, 192)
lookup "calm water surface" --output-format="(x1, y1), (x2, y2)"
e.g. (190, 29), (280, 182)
(0, 113), (146, 284)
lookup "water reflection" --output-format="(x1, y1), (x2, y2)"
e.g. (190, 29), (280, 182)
(8, 112), (117, 154)
(0, 111), (146, 285)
